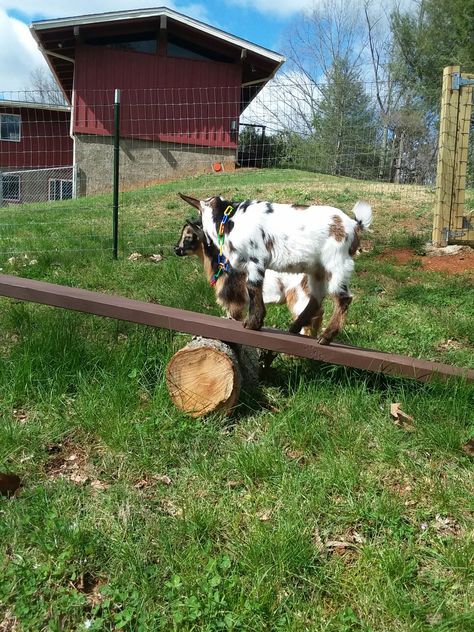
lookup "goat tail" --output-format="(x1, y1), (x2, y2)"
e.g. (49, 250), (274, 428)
(352, 201), (372, 231)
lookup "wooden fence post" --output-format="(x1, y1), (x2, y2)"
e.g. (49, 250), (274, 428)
(432, 66), (460, 247)
(451, 72), (474, 238)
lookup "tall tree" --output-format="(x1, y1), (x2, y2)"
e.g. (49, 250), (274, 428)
(273, 0), (367, 136)
(390, 0), (474, 182)
(312, 56), (379, 178)
(391, 0), (474, 113)
(364, 1), (405, 179)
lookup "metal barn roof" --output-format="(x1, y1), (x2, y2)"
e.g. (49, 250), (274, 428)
(30, 6), (285, 102)
(0, 99), (70, 113)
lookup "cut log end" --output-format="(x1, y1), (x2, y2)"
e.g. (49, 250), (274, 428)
(166, 339), (242, 417)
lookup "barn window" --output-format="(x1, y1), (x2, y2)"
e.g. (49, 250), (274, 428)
(2, 173), (20, 201)
(167, 34), (233, 63)
(85, 32), (157, 54)
(0, 114), (21, 142)
(49, 179), (73, 201)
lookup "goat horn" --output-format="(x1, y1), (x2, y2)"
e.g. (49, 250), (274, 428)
(178, 193), (201, 210)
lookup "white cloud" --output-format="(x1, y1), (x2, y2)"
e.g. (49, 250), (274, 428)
(0, 2), (212, 92)
(241, 72), (319, 134)
(0, 10), (46, 91)
(226, 0), (314, 18)
(227, 0), (416, 19)
(0, 1), (211, 21)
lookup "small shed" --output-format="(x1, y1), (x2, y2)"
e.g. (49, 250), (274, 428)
(31, 7), (285, 194)
(0, 100), (72, 205)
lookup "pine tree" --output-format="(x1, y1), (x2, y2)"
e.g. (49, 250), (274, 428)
(312, 57), (379, 179)
(391, 0), (474, 113)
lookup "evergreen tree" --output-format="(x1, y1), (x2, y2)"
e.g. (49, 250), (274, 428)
(312, 57), (379, 179)
(391, 0), (474, 113)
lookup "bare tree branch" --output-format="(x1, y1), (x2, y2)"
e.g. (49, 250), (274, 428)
(24, 67), (67, 106)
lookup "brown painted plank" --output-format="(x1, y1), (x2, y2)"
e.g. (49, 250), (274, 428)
(0, 274), (472, 383)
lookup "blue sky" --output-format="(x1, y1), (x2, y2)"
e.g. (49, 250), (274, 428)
(198, 2), (288, 53)
(0, 0), (313, 91)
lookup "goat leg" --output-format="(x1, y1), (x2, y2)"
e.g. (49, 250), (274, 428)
(261, 349), (277, 371)
(226, 305), (246, 321)
(288, 296), (320, 334)
(318, 293), (352, 344)
(244, 282), (266, 330)
(301, 308), (325, 337)
(310, 309), (324, 336)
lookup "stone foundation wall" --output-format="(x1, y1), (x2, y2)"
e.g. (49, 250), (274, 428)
(75, 134), (236, 196)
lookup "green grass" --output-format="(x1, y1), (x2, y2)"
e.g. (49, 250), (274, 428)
(1, 169), (473, 631)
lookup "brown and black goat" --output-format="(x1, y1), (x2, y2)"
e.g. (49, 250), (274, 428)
(179, 194), (372, 344)
(174, 219), (322, 336)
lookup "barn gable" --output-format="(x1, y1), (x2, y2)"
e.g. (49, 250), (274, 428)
(30, 7), (284, 108)
(30, 8), (285, 194)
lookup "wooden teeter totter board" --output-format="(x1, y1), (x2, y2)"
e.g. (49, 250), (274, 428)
(0, 274), (472, 383)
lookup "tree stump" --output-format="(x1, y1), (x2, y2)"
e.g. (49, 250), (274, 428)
(166, 337), (259, 417)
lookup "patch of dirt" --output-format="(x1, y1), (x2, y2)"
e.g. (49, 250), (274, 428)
(318, 527), (366, 564)
(462, 438), (474, 457)
(436, 339), (465, 352)
(285, 447), (309, 466)
(134, 474), (172, 489)
(72, 572), (105, 607)
(44, 440), (109, 491)
(0, 473), (21, 497)
(385, 474), (414, 500)
(0, 610), (21, 632)
(420, 515), (462, 538)
(45, 441), (89, 483)
(0, 332), (19, 356)
(160, 499), (183, 518)
(378, 247), (474, 275)
(12, 409), (29, 423)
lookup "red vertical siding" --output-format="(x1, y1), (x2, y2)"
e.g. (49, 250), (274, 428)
(73, 45), (241, 148)
(0, 106), (72, 169)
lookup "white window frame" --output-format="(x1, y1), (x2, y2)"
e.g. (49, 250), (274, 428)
(2, 173), (21, 202)
(48, 178), (73, 201)
(0, 113), (21, 142)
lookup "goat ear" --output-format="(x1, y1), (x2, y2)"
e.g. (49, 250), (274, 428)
(187, 217), (203, 229)
(179, 193), (201, 211)
(193, 224), (206, 239)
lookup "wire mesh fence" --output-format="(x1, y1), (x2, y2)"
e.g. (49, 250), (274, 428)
(0, 78), (459, 260)
(432, 67), (474, 246)
(0, 166), (74, 205)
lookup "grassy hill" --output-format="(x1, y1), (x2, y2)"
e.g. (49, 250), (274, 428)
(0, 169), (473, 631)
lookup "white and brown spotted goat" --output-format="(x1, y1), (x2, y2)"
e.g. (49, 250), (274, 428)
(174, 218), (321, 336)
(179, 194), (372, 344)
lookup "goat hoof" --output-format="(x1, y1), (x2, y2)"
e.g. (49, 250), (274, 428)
(261, 350), (276, 371)
(243, 318), (262, 330)
(317, 336), (331, 345)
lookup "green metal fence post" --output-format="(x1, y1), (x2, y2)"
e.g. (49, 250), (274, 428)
(112, 89), (121, 259)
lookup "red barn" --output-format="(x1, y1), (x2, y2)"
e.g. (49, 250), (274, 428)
(0, 100), (72, 204)
(31, 7), (284, 194)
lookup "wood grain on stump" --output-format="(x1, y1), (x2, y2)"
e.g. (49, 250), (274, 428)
(166, 338), (242, 417)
